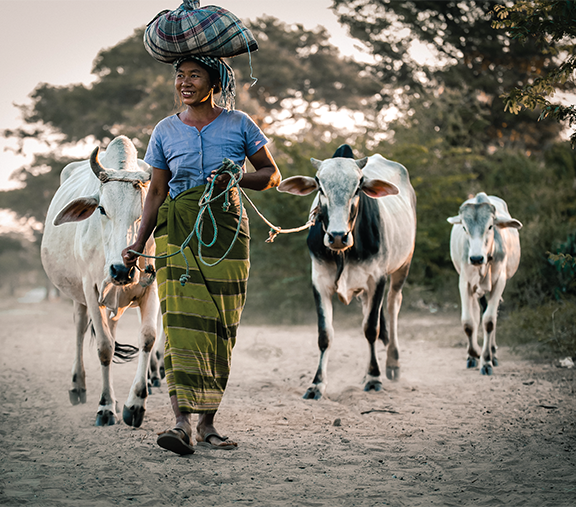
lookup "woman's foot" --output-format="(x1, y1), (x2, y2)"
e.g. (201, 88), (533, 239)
(196, 413), (237, 450)
(157, 427), (195, 455)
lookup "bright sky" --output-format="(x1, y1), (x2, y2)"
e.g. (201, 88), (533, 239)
(0, 0), (363, 191)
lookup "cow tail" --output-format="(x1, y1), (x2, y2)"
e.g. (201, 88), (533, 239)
(113, 342), (139, 363)
(87, 318), (138, 363)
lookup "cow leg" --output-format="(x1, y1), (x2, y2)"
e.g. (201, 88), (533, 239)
(385, 264), (410, 381)
(148, 307), (165, 392)
(459, 277), (481, 368)
(479, 278), (506, 376)
(379, 306), (389, 346)
(361, 277), (387, 391)
(304, 284), (334, 400)
(123, 289), (159, 427)
(69, 301), (89, 405)
(84, 288), (118, 426)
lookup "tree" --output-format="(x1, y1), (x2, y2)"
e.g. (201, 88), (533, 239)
(492, 0), (576, 146)
(331, 0), (564, 151)
(234, 16), (381, 137)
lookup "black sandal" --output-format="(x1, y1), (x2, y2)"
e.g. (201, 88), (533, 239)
(157, 427), (195, 455)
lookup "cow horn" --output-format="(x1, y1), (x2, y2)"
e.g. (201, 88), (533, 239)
(90, 147), (109, 182)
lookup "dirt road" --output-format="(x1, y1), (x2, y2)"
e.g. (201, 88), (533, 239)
(0, 298), (574, 506)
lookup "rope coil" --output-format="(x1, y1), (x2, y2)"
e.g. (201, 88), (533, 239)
(130, 158), (315, 285)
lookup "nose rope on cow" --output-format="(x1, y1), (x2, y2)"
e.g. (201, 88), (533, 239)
(130, 158), (316, 286)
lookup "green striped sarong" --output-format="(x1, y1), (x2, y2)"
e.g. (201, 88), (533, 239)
(154, 185), (250, 413)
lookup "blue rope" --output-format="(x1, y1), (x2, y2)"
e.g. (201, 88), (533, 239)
(131, 158), (244, 286)
(222, 12), (258, 88)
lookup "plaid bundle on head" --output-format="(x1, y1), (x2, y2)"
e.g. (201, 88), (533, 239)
(143, 0), (258, 63)
(174, 55), (236, 110)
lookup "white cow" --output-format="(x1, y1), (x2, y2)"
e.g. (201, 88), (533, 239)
(447, 192), (522, 375)
(278, 144), (416, 399)
(41, 136), (159, 426)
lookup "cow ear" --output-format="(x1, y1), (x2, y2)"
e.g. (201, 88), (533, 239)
(356, 157), (369, 170)
(277, 176), (318, 196)
(447, 216), (461, 225)
(361, 178), (399, 198)
(310, 158), (322, 171)
(494, 216), (523, 229)
(53, 196), (100, 226)
(137, 159), (153, 179)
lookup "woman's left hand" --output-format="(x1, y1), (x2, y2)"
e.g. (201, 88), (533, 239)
(207, 169), (231, 189)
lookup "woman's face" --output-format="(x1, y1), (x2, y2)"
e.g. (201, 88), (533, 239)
(175, 61), (213, 107)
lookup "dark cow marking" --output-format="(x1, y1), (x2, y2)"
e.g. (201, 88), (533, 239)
(467, 356), (478, 368)
(479, 296), (488, 314)
(332, 144), (355, 159)
(366, 278), (386, 343)
(364, 380), (382, 392)
(485, 320), (494, 334)
(464, 325), (473, 338)
(136, 386), (148, 399)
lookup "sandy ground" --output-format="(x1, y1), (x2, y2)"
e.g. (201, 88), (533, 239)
(0, 297), (575, 507)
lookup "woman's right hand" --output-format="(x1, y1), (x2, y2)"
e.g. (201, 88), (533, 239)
(122, 244), (142, 268)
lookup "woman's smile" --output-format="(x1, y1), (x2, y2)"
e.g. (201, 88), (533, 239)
(175, 61), (212, 106)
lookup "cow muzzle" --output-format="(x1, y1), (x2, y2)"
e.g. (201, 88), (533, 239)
(109, 263), (136, 285)
(469, 255), (485, 266)
(325, 231), (354, 251)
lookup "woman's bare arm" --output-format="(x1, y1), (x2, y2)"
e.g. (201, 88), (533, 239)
(122, 167), (170, 267)
(208, 145), (282, 191)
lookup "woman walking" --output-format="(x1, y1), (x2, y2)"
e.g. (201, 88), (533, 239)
(123, 55), (281, 454)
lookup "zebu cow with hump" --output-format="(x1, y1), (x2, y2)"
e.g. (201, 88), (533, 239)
(447, 192), (522, 375)
(278, 145), (416, 400)
(41, 135), (160, 426)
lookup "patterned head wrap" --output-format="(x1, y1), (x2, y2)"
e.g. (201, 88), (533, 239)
(173, 55), (236, 110)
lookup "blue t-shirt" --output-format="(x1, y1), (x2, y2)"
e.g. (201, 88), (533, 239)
(145, 109), (268, 197)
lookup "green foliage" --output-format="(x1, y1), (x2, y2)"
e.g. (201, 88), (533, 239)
(0, 233), (44, 296)
(548, 235), (576, 298)
(236, 17), (381, 114)
(498, 298), (576, 358)
(243, 134), (354, 323)
(0, 153), (70, 236)
(493, 1), (576, 146)
(333, 0), (565, 150)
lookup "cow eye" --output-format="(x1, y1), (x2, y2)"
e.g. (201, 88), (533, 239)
(97, 206), (107, 216)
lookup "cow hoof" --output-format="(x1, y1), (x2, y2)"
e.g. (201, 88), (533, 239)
(303, 387), (323, 400)
(480, 364), (493, 376)
(150, 376), (161, 388)
(123, 404), (145, 427)
(95, 410), (117, 426)
(467, 357), (478, 369)
(492, 357), (499, 367)
(364, 380), (382, 392)
(69, 388), (87, 405)
(386, 367), (400, 381)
